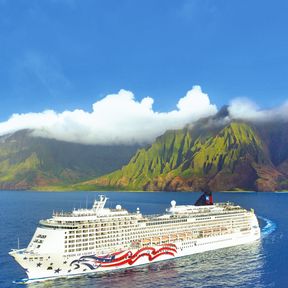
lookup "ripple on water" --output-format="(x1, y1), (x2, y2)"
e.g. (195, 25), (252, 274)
(1, 192), (281, 288)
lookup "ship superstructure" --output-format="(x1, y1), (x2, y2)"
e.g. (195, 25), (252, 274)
(10, 194), (260, 283)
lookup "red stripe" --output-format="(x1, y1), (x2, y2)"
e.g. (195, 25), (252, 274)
(100, 247), (177, 267)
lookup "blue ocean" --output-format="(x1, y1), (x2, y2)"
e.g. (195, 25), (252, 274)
(0, 191), (285, 288)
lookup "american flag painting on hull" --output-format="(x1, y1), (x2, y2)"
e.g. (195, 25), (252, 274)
(70, 244), (177, 270)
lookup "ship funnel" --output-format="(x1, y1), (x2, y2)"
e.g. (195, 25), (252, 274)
(195, 187), (213, 206)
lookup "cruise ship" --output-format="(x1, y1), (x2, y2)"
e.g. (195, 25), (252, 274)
(10, 192), (260, 283)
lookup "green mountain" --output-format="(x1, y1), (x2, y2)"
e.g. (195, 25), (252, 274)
(2, 108), (288, 192)
(83, 116), (288, 192)
(0, 130), (139, 190)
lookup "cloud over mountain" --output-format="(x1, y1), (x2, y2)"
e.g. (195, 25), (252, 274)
(0, 86), (217, 144)
(228, 98), (288, 122)
(1, 85), (288, 145)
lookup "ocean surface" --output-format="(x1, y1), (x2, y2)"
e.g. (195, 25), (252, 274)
(0, 191), (285, 288)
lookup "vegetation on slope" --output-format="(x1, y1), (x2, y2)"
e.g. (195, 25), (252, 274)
(0, 130), (139, 189)
(2, 110), (288, 192)
(84, 120), (287, 192)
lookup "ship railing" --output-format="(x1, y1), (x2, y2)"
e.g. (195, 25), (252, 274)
(40, 215), (142, 228)
(216, 202), (241, 208)
(10, 248), (26, 254)
(53, 211), (73, 217)
(39, 220), (79, 229)
(145, 214), (162, 218)
(146, 210), (246, 220)
(217, 201), (235, 206)
(52, 211), (140, 218)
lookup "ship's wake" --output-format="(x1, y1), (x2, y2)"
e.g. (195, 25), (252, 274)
(258, 216), (276, 238)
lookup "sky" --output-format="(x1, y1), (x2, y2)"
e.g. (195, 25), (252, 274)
(0, 0), (287, 144)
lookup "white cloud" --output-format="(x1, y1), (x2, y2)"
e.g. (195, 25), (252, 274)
(0, 86), (217, 144)
(228, 98), (288, 122)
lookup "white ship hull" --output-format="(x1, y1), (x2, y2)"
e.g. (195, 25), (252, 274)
(11, 227), (260, 283)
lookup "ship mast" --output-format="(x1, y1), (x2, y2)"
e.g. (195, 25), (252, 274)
(92, 195), (108, 213)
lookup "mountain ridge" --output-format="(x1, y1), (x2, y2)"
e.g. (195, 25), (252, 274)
(81, 118), (288, 192)
(0, 130), (139, 190)
(1, 109), (288, 192)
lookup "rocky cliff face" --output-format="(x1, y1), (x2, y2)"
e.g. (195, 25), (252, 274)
(2, 110), (288, 192)
(86, 117), (288, 192)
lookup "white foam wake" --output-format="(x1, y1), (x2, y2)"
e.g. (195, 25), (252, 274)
(258, 216), (277, 238)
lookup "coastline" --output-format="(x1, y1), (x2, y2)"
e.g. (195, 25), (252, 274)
(0, 189), (286, 193)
